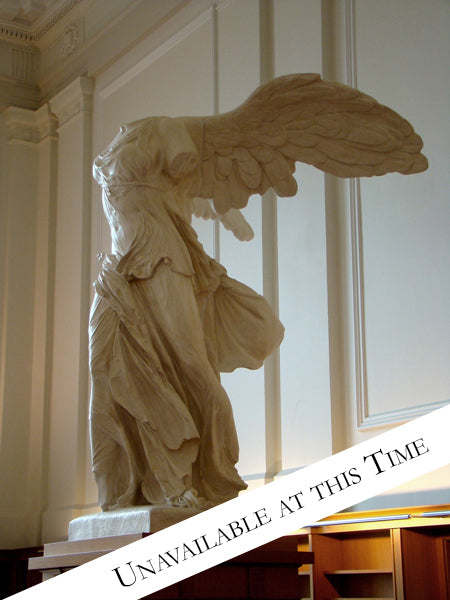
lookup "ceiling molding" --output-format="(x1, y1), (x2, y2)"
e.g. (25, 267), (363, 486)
(0, 22), (34, 43)
(0, 0), (83, 44)
(0, 0), (194, 108)
(34, 0), (83, 42)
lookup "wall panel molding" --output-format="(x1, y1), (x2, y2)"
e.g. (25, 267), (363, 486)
(344, 0), (448, 430)
(343, 0), (370, 431)
(259, 0), (282, 482)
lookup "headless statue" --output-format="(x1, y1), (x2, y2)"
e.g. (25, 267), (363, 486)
(90, 73), (427, 511)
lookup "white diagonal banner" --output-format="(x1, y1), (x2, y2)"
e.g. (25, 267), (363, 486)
(9, 404), (450, 599)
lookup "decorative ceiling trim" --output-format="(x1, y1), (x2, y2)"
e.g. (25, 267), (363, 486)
(0, 23), (34, 42)
(34, 0), (83, 41)
(0, 0), (83, 44)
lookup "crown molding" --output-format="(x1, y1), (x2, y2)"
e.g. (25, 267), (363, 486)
(0, 0), (191, 109)
(0, 23), (33, 43)
(34, 0), (83, 42)
(0, 0), (83, 45)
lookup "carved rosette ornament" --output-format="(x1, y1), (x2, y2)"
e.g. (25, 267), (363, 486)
(90, 74), (427, 512)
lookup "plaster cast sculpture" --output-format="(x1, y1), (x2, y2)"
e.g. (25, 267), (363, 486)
(90, 73), (427, 512)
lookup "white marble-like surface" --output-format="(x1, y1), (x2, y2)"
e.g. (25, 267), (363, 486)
(69, 506), (202, 540)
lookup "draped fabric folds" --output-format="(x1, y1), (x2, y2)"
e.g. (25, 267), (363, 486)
(89, 184), (283, 510)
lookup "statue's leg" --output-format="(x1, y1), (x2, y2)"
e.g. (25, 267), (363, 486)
(91, 279), (201, 508)
(136, 265), (247, 504)
(89, 293), (137, 509)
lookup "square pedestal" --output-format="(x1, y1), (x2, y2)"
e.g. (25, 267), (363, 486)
(68, 505), (202, 541)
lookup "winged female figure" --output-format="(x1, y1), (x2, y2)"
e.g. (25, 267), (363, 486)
(90, 73), (427, 511)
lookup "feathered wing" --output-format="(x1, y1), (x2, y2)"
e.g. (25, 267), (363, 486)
(184, 73), (428, 215)
(191, 197), (254, 241)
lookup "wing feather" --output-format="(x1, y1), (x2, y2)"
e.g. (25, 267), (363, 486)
(234, 148), (262, 189)
(182, 73), (427, 213)
(213, 178), (232, 215)
(229, 164), (250, 209)
(262, 154), (295, 186)
(216, 155), (233, 179)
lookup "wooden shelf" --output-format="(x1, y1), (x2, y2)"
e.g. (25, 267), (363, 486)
(308, 506), (450, 600)
(325, 569), (393, 575)
(25, 506), (449, 600)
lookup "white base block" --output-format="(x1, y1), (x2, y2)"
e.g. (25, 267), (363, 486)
(68, 505), (202, 541)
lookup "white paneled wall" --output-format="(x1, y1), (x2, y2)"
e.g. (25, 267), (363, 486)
(354, 0), (450, 425)
(335, 0), (450, 509)
(216, 0), (266, 482)
(0, 0), (448, 547)
(275, 1), (333, 472)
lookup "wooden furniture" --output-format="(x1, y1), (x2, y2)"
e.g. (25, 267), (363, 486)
(296, 505), (450, 600)
(25, 505), (450, 599)
(0, 546), (42, 598)
(28, 534), (313, 600)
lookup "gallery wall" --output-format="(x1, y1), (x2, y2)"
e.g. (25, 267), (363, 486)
(0, 0), (448, 548)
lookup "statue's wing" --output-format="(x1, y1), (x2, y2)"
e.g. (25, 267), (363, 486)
(194, 73), (428, 214)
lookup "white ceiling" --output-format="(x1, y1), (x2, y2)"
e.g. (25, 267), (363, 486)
(0, 0), (68, 29)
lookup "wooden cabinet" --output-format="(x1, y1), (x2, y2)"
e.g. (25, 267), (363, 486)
(296, 505), (450, 600)
(296, 534), (313, 599)
(142, 535), (314, 600)
(311, 529), (396, 599)
(396, 526), (450, 600)
(23, 505), (449, 599)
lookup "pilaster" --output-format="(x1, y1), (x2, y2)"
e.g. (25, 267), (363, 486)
(49, 74), (93, 128)
(42, 75), (95, 542)
(0, 104), (57, 547)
